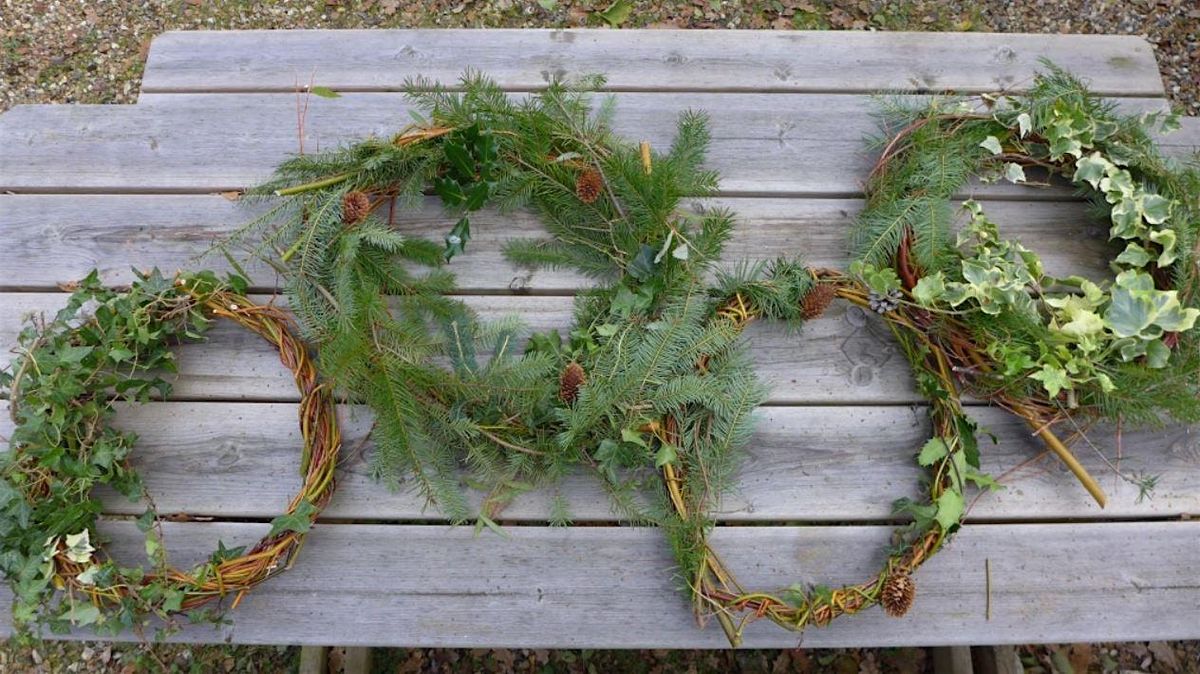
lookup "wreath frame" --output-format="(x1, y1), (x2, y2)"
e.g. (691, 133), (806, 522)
(848, 64), (1200, 508)
(1, 270), (340, 636)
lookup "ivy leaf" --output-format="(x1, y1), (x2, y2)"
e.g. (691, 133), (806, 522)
(654, 443), (677, 468)
(626, 244), (658, 281)
(537, 0), (557, 9)
(63, 603), (102, 626)
(934, 490), (965, 531)
(1016, 112), (1032, 138)
(268, 500), (318, 537)
(308, 86), (340, 99)
(597, 0), (632, 26)
(671, 243), (689, 261)
(917, 437), (950, 467)
(1114, 242), (1152, 268)
(1141, 194), (1172, 226)
(1072, 152), (1109, 189)
(979, 136), (1003, 155)
(109, 346), (135, 364)
(1145, 339), (1171, 368)
(911, 272), (946, 306)
(1030, 364), (1071, 398)
(1150, 228), (1178, 267)
(1003, 162), (1026, 184)
(620, 428), (648, 448)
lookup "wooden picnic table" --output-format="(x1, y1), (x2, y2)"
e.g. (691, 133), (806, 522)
(1, 29), (1199, 648)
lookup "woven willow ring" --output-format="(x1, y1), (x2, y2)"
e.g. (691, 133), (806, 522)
(1, 270), (340, 635)
(849, 66), (1200, 508)
(666, 270), (983, 645)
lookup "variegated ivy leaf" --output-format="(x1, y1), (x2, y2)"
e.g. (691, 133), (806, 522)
(1146, 339), (1171, 368)
(1003, 162), (1027, 184)
(912, 272), (946, 306)
(1016, 112), (1032, 138)
(1114, 241), (1153, 268)
(1104, 270), (1200, 339)
(1072, 152), (1110, 189)
(1109, 197), (1144, 240)
(1141, 194), (1172, 225)
(64, 530), (94, 564)
(979, 135), (1004, 155)
(1150, 228), (1178, 266)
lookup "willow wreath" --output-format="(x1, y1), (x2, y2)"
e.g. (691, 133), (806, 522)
(0, 270), (340, 637)
(220, 72), (1005, 647)
(849, 64), (1200, 507)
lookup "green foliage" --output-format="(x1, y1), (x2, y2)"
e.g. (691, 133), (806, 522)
(0, 270), (242, 636)
(852, 64), (1200, 420)
(226, 72), (777, 567)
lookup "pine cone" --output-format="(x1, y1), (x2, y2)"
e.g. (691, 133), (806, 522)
(880, 571), (915, 618)
(341, 191), (371, 224)
(801, 284), (837, 319)
(575, 169), (604, 204)
(559, 362), (586, 404)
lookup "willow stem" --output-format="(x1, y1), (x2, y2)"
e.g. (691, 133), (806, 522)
(274, 172), (353, 197)
(1018, 408), (1108, 508)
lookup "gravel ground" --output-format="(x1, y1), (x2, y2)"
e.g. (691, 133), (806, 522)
(0, 0), (1197, 114)
(0, 1), (1198, 672)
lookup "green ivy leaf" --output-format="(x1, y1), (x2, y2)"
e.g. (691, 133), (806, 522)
(1030, 364), (1071, 398)
(917, 437), (950, 467)
(934, 490), (965, 531)
(63, 603), (102, 626)
(268, 500), (318, 537)
(620, 428), (648, 448)
(654, 443), (677, 468)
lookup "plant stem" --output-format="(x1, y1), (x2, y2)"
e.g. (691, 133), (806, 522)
(274, 172), (352, 197)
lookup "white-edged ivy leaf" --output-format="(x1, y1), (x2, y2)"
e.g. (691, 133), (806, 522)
(979, 135), (1003, 155)
(1003, 162), (1027, 184)
(309, 86), (340, 99)
(1016, 112), (1032, 138)
(671, 243), (689, 261)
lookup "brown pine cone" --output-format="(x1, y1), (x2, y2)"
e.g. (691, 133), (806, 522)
(880, 570), (916, 618)
(341, 191), (372, 224)
(559, 362), (586, 404)
(800, 284), (837, 320)
(575, 169), (604, 204)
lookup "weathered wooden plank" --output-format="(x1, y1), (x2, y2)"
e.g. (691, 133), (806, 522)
(139, 30), (1164, 97)
(0, 291), (931, 404)
(0, 93), (1168, 195)
(0, 195), (1119, 292)
(2, 521), (1197, 646)
(2, 401), (1194, 522)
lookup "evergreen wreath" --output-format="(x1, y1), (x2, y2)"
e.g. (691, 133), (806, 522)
(0, 270), (340, 637)
(849, 63), (1200, 507)
(222, 71), (1003, 647)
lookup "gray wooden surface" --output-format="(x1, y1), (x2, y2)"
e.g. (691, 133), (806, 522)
(0, 29), (1197, 647)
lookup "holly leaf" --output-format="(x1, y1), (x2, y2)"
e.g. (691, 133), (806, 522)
(268, 500), (318, 537)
